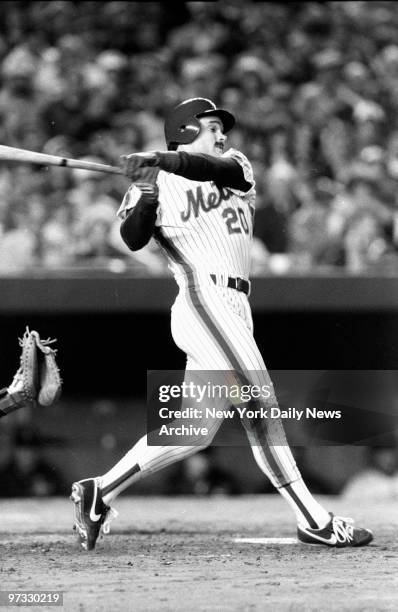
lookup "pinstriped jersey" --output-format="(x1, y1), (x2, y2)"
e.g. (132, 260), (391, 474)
(118, 148), (255, 284)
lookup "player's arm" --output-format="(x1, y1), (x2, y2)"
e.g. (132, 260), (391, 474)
(119, 183), (159, 251)
(157, 152), (252, 191)
(122, 151), (252, 191)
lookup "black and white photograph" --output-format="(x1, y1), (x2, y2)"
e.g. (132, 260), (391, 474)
(0, 1), (397, 610)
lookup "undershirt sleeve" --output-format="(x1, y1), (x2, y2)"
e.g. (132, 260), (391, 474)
(156, 151), (252, 192)
(119, 198), (158, 251)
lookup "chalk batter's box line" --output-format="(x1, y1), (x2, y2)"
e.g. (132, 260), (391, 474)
(233, 537), (298, 545)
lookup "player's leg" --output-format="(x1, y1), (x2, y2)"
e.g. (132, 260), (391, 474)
(71, 406), (222, 549)
(239, 374), (333, 531)
(238, 371), (372, 544)
(95, 289), (236, 507)
(72, 396), (223, 550)
(188, 283), (328, 523)
(99, 384), (222, 506)
(187, 282), (372, 546)
(72, 348), (213, 548)
(71, 283), (252, 549)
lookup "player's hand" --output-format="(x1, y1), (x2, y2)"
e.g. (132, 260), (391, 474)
(121, 152), (159, 181)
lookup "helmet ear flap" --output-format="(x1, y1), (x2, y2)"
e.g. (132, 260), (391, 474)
(167, 117), (201, 150)
(177, 118), (201, 141)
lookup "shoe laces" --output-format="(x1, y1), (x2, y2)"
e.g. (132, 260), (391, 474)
(332, 515), (354, 543)
(102, 507), (119, 535)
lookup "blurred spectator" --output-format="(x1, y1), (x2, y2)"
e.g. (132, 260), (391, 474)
(250, 237), (270, 276)
(327, 172), (397, 272)
(344, 211), (389, 273)
(0, 194), (45, 274)
(73, 201), (127, 264)
(67, 159), (120, 236)
(0, 45), (46, 151)
(266, 126), (299, 216)
(41, 203), (77, 268)
(288, 178), (343, 270)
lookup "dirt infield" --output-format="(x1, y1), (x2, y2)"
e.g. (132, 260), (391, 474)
(0, 495), (397, 611)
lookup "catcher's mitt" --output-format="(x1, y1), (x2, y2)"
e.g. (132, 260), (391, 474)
(0, 327), (62, 418)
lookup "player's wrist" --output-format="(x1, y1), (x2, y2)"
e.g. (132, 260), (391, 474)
(146, 152), (161, 167)
(156, 151), (181, 173)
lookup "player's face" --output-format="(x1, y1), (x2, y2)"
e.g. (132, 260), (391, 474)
(189, 117), (226, 156)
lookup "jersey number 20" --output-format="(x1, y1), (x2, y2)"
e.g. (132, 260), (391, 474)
(222, 207), (249, 235)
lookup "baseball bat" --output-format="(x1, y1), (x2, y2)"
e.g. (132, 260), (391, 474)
(0, 144), (124, 175)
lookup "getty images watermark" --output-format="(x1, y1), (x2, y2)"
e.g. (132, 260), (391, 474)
(157, 381), (341, 421)
(147, 370), (398, 446)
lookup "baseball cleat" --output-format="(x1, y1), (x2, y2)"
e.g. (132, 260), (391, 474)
(297, 513), (373, 547)
(70, 478), (117, 551)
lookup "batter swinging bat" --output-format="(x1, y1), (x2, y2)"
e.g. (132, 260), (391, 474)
(0, 144), (123, 175)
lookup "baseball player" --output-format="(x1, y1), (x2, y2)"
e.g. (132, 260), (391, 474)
(71, 98), (373, 550)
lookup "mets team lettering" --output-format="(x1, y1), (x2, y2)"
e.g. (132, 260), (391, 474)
(181, 183), (232, 221)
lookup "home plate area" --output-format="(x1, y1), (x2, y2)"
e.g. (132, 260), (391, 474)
(0, 495), (397, 611)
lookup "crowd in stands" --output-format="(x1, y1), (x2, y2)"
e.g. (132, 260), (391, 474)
(0, 1), (398, 275)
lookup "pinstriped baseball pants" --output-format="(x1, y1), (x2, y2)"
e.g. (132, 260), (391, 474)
(167, 279), (301, 488)
(100, 279), (303, 503)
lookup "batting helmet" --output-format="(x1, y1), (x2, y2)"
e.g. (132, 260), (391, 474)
(164, 98), (235, 150)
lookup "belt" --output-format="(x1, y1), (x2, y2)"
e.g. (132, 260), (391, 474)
(210, 274), (251, 296)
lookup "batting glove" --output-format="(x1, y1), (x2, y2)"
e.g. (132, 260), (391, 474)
(121, 152), (159, 181)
